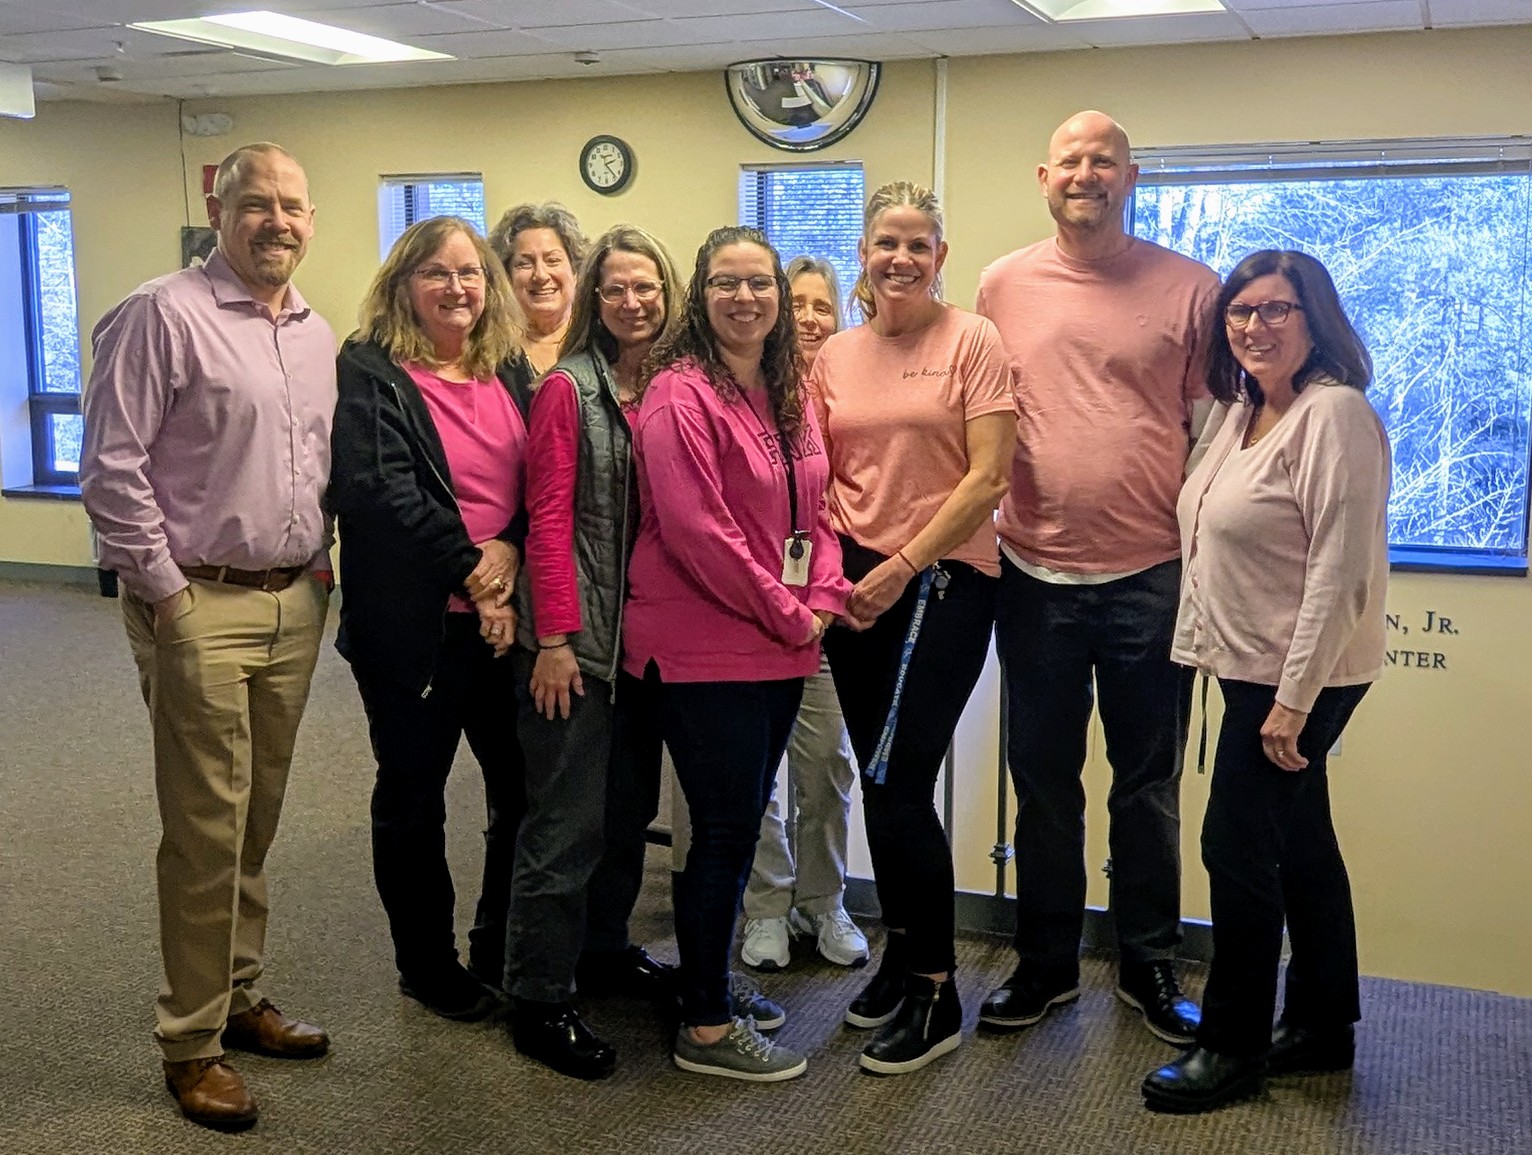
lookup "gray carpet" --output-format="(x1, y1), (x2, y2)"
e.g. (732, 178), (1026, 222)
(0, 580), (1527, 1154)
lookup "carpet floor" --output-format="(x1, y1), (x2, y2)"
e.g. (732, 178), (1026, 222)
(0, 580), (1527, 1154)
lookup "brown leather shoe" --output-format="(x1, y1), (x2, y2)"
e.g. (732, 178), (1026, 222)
(162, 1057), (258, 1131)
(223, 999), (330, 1059)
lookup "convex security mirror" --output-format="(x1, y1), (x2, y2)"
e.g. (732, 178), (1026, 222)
(724, 59), (880, 152)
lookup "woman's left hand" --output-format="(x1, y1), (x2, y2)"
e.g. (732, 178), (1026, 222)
(1260, 702), (1310, 771)
(846, 558), (913, 625)
(477, 600), (517, 658)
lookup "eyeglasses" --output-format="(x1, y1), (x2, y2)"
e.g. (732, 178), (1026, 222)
(1225, 300), (1303, 328)
(413, 265), (485, 286)
(705, 274), (778, 297)
(598, 280), (663, 303)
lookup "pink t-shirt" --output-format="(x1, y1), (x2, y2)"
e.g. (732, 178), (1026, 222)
(1173, 382), (1391, 712)
(623, 360), (851, 683)
(810, 305), (1015, 576)
(406, 364), (527, 612)
(976, 238), (1219, 575)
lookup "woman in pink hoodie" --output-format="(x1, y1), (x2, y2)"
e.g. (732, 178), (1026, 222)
(624, 226), (850, 1083)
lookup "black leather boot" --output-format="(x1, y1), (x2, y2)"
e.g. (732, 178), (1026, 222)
(511, 1000), (617, 1081)
(844, 932), (908, 1029)
(858, 973), (962, 1075)
(1142, 1046), (1265, 1113)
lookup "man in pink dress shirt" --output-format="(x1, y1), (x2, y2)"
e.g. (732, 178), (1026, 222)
(79, 143), (337, 1132)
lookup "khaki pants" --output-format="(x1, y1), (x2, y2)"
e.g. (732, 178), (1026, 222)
(123, 575), (328, 1062)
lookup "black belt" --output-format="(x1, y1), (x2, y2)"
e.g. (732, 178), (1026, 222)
(179, 563), (306, 592)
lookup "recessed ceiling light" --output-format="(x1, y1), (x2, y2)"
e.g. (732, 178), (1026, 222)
(129, 10), (453, 65)
(1011, 0), (1226, 20)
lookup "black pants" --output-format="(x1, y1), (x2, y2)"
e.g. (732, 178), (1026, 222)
(663, 672), (803, 1026)
(1198, 679), (1369, 1058)
(582, 668), (665, 956)
(823, 544), (996, 977)
(502, 650), (612, 1002)
(355, 615), (526, 983)
(995, 557), (1189, 980)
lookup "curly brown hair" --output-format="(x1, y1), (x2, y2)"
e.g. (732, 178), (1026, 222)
(639, 226), (804, 438)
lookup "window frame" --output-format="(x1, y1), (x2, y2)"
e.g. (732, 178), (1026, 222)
(377, 172), (486, 259)
(1130, 135), (1532, 576)
(739, 160), (866, 323)
(4, 187), (82, 491)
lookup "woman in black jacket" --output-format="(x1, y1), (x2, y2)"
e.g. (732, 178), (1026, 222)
(329, 216), (526, 1024)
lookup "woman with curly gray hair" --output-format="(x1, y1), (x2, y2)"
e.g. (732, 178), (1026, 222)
(489, 201), (589, 385)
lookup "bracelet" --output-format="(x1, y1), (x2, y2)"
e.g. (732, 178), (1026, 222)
(894, 549), (919, 575)
(538, 641), (572, 652)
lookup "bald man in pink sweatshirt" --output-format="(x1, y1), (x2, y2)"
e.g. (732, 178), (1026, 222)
(975, 110), (1219, 1048)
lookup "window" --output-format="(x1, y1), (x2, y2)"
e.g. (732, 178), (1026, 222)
(740, 163), (865, 321)
(377, 173), (485, 258)
(1132, 138), (1532, 572)
(1, 187), (82, 490)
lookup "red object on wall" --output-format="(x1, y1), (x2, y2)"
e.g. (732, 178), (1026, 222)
(202, 164), (218, 195)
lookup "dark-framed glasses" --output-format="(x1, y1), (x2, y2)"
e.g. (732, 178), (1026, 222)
(1225, 300), (1303, 328)
(705, 274), (778, 297)
(414, 265), (485, 286)
(598, 280), (663, 303)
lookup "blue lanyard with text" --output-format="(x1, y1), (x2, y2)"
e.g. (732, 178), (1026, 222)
(865, 566), (937, 786)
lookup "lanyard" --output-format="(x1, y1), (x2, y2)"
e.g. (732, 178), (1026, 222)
(741, 390), (805, 551)
(865, 567), (936, 785)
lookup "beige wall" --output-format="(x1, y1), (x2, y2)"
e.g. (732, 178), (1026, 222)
(2, 27), (1528, 995)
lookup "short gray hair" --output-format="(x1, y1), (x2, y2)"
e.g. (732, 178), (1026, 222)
(488, 202), (589, 274)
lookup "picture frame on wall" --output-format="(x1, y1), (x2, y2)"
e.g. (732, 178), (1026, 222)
(181, 226), (216, 269)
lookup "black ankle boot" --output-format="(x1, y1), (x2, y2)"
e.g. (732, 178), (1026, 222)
(858, 973), (962, 1075)
(1142, 1046), (1265, 1113)
(844, 933), (908, 1029)
(511, 1000), (617, 1081)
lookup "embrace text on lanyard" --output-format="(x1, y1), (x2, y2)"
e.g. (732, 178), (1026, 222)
(742, 389), (811, 586)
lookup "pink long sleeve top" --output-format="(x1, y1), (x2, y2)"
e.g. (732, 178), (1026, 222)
(622, 360), (850, 683)
(1172, 380), (1391, 713)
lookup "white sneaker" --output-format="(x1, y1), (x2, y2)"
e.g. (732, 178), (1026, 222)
(741, 916), (791, 971)
(803, 907), (869, 967)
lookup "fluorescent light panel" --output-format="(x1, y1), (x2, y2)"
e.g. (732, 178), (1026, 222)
(1012, 0), (1226, 20)
(129, 10), (453, 65)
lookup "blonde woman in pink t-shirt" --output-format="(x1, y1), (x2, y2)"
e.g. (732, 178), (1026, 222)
(813, 181), (1015, 1075)
(1142, 251), (1389, 1114)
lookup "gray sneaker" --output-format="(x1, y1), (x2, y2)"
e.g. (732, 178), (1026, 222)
(673, 1017), (808, 1082)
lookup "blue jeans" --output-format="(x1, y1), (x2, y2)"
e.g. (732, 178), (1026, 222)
(662, 672), (804, 1027)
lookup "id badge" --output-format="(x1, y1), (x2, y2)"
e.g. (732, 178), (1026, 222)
(782, 535), (811, 587)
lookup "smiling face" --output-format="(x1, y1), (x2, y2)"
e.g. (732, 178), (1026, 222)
(859, 204), (946, 310)
(790, 271), (837, 369)
(1038, 112), (1137, 239)
(703, 242), (780, 360)
(508, 226), (576, 336)
(597, 249), (666, 354)
(1226, 271), (1313, 392)
(208, 150), (314, 305)
(407, 230), (486, 357)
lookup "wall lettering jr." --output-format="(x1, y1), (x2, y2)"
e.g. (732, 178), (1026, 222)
(1383, 609), (1458, 670)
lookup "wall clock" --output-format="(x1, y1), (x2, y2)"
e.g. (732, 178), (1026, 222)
(580, 134), (634, 194)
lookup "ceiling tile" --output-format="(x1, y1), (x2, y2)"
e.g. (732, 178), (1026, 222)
(1426, 0), (1532, 26)
(0, 2), (109, 35)
(421, 0), (659, 29)
(743, 30), (937, 57)
(1071, 11), (1249, 45)
(905, 23), (1092, 53)
(621, 0), (824, 14)
(851, 0), (1045, 33)
(409, 27), (572, 57)
(1241, 1), (1422, 35)
(684, 7), (873, 38)
(521, 19), (734, 51)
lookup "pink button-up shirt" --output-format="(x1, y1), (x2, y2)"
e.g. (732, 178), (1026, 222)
(80, 249), (338, 603)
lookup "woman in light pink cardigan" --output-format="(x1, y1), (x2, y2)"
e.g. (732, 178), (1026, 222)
(1143, 251), (1390, 1115)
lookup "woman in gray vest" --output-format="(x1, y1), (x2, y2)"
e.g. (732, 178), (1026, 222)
(503, 225), (682, 1080)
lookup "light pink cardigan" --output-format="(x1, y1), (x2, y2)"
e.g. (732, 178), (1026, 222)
(1173, 379), (1391, 713)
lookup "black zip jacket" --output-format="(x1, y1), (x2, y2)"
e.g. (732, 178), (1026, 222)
(329, 336), (529, 695)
